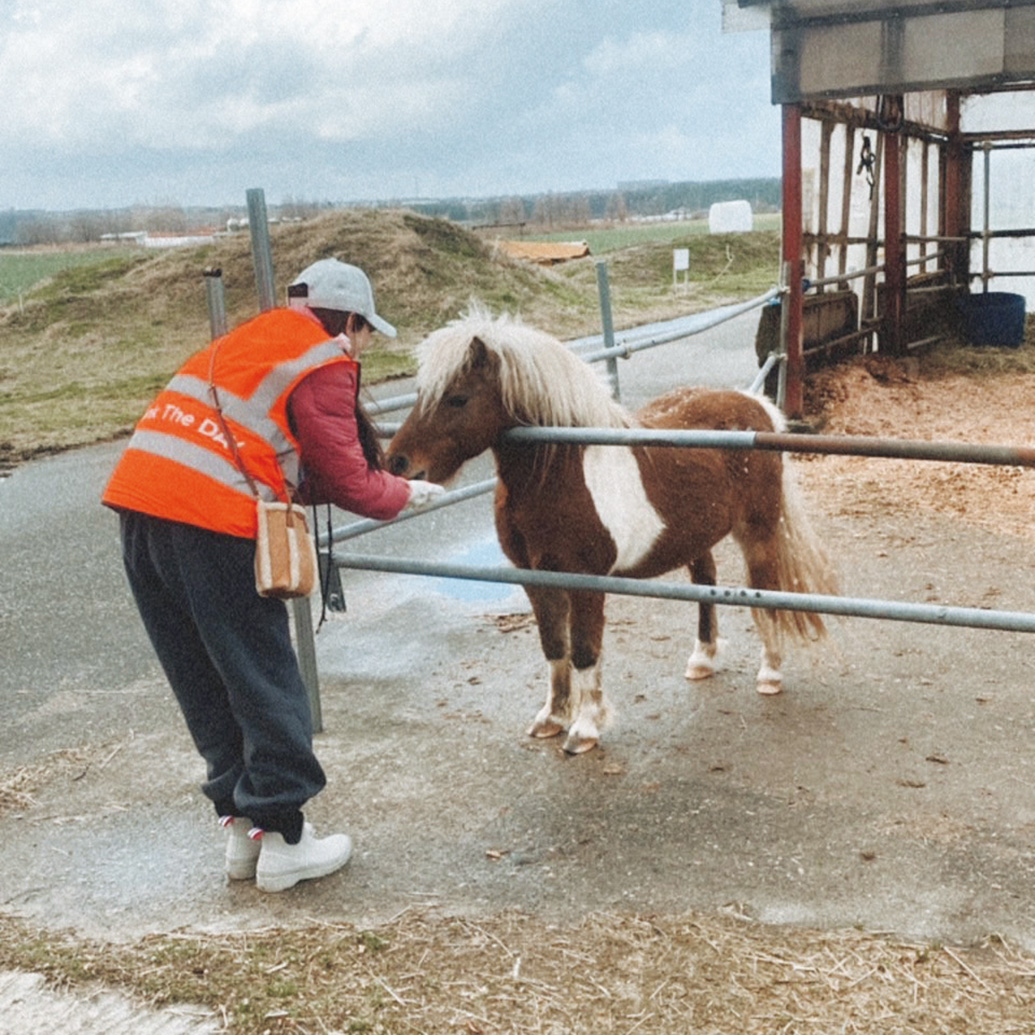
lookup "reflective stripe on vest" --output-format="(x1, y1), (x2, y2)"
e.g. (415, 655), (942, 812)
(160, 338), (346, 489)
(123, 429), (280, 503)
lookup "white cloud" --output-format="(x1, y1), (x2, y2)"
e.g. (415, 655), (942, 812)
(0, 0), (781, 209)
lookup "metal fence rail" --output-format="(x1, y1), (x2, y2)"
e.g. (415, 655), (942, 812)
(325, 425), (1034, 549)
(503, 426), (1035, 468)
(330, 422), (1035, 637)
(335, 553), (1035, 635)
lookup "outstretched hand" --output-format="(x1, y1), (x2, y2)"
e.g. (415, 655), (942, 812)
(404, 479), (446, 511)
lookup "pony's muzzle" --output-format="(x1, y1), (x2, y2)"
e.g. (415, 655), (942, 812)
(387, 453), (410, 476)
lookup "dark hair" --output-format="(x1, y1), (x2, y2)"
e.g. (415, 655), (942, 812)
(308, 308), (382, 466)
(311, 308), (368, 338)
(355, 400), (385, 470)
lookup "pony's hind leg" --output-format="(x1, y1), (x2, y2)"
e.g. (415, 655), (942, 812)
(751, 607), (784, 695)
(684, 551), (726, 681)
(740, 536), (784, 695)
(525, 586), (573, 739)
(563, 590), (610, 755)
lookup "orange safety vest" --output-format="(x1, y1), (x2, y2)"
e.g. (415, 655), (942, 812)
(103, 307), (355, 539)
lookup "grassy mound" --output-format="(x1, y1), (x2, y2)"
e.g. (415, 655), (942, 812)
(0, 208), (779, 465)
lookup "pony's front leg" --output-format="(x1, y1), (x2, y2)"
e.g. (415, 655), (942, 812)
(685, 552), (726, 681)
(524, 586), (573, 739)
(563, 590), (610, 755)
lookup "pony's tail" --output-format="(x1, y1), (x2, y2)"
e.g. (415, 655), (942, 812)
(769, 462), (841, 644)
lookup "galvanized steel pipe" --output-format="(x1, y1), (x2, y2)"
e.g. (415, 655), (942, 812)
(502, 425), (1035, 468)
(335, 553), (1035, 634)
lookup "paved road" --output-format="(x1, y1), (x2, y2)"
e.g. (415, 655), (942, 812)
(7, 306), (1035, 1024)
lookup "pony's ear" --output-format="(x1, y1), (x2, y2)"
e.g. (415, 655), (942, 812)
(468, 337), (494, 371)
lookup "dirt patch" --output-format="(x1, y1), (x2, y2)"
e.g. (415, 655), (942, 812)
(800, 350), (1035, 542)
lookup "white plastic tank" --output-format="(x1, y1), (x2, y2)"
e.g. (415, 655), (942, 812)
(708, 199), (753, 233)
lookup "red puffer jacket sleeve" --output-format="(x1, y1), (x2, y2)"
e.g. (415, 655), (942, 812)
(288, 362), (412, 520)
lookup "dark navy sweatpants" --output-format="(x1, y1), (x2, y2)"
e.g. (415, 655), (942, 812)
(119, 510), (325, 842)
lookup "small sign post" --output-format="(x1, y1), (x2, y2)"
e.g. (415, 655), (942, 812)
(673, 247), (690, 291)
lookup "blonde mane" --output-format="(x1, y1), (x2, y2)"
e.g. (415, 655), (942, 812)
(415, 309), (634, 429)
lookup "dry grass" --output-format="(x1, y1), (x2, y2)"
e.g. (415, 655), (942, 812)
(0, 747), (100, 818)
(2, 908), (1034, 1033)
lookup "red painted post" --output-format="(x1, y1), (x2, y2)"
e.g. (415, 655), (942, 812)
(882, 95), (906, 355)
(942, 91), (968, 288)
(782, 103), (805, 418)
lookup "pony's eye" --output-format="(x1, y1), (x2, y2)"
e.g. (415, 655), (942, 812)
(446, 395), (468, 409)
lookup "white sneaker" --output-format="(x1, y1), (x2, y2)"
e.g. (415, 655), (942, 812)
(220, 816), (261, 880)
(255, 822), (353, 893)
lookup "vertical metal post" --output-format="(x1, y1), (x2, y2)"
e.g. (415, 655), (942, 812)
(838, 125), (855, 289)
(203, 267), (228, 340)
(863, 131), (885, 337)
(781, 103), (805, 419)
(244, 187), (323, 733)
(246, 188), (277, 312)
(595, 260), (620, 401)
(942, 90), (969, 291)
(816, 119), (832, 289)
(919, 140), (930, 274)
(777, 261), (791, 412)
(982, 144), (992, 292)
(882, 95), (906, 356)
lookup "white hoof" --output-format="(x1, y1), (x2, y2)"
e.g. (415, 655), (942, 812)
(563, 727), (599, 754)
(755, 663), (783, 696)
(685, 638), (726, 681)
(528, 715), (566, 739)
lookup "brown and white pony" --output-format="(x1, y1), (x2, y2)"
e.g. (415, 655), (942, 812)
(388, 311), (838, 754)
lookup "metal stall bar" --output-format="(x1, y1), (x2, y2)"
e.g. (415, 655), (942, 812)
(749, 351), (781, 395)
(320, 479), (498, 547)
(782, 101), (806, 418)
(595, 261), (621, 399)
(575, 288), (781, 365)
(335, 554), (1035, 635)
(204, 267), (229, 339)
(502, 425), (1035, 468)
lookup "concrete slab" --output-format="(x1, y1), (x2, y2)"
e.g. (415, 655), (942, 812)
(4, 312), (1035, 1011)
(0, 970), (217, 1034)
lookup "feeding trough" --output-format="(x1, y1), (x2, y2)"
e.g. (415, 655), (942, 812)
(958, 292), (1027, 348)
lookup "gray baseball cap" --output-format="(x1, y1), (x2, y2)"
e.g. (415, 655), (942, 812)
(288, 258), (397, 338)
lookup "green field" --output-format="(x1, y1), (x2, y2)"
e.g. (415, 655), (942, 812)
(0, 247), (143, 306)
(526, 213), (781, 253)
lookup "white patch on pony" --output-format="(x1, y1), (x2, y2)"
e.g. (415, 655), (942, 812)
(564, 663), (611, 753)
(755, 661), (783, 695)
(582, 445), (665, 573)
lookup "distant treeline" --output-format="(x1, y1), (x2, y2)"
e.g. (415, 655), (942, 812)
(1, 178), (781, 246)
(410, 178), (782, 227)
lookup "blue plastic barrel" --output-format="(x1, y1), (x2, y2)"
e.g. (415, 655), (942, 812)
(958, 292), (1026, 347)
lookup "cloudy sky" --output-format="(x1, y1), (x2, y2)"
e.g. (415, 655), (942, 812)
(1, 0), (779, 212)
